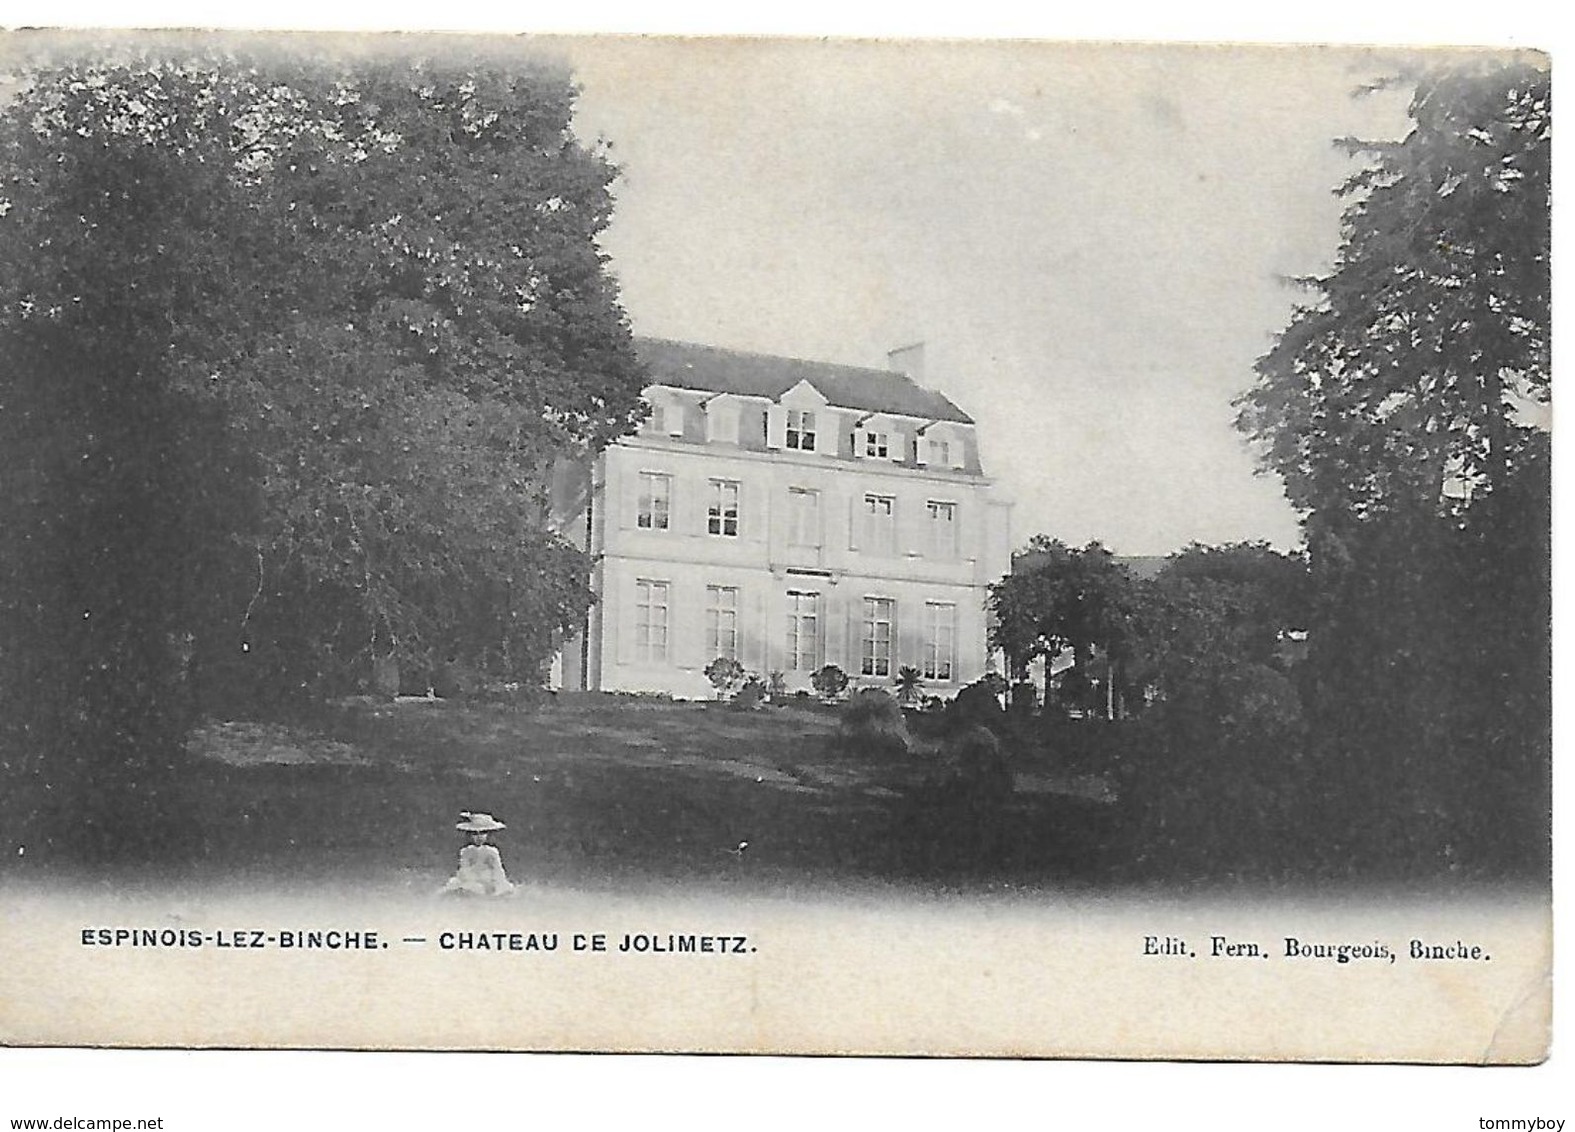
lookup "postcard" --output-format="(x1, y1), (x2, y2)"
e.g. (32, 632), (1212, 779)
(0, 31), (1551, 1062)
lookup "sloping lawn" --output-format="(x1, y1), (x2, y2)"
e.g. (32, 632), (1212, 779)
(175, 695), (1121, 893)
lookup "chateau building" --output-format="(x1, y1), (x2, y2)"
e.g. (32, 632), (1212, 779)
(554, 337), (1012, 698)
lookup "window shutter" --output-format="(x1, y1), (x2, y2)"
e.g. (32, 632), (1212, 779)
(891, 599), (903, 672)
(664, 397), (685, 437)
(950, 432), (967, 469)
(766, 405), (787, 449)
(889, 429), (906, 464)
(846, 600), (861, 676)
(613, 575), (629, 665)
(848, 494), (862, 551)
(902, 499), (924, 557)
(682, 476), (704, 536)
(745, 478), (766, 543)
(674, 580), (701, 669)
(619, 465), (640, 531)
(747, 585), (765, 673)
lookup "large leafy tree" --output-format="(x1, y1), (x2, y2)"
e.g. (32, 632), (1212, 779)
(988, 537), (1138, 716)
(1235, 58), (1550, 877)
(1127, 543), (1310, 713)
(0, 43), (647, 857)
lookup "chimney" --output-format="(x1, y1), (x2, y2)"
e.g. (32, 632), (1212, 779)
(886, 342), (926, 385)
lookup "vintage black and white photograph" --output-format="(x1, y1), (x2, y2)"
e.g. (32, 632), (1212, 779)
(0, 26), (1553, 1080)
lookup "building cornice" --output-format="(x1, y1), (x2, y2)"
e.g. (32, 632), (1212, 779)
(609, 434), (995, 487)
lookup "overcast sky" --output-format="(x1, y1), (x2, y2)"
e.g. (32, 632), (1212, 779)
(559, 39), (1420, 556)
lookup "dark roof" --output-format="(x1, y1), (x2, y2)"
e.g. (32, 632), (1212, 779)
(633, 337), (974, 424)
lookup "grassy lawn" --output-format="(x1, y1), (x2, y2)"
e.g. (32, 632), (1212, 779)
(168, 695), (1124, 894)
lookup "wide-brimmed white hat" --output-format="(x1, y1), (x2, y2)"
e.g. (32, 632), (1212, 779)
(456, 811), (506, 832)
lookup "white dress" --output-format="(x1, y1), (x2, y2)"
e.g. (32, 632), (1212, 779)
(440, 843), (515, 896)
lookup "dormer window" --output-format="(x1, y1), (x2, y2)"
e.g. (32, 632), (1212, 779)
(786, 409), (816, 451)
(863, 431), (889, 459)
(645, 390), (686, 437)
(704, 397), (740, 444)
(920, 428), (966, 469)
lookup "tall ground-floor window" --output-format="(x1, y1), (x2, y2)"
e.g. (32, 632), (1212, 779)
(786, 591), (821, 671)
(923, 601), (955, 680)
(862, 596), (895, 677)
(706, 585), (739, 661)
(634, 579), (670, 663)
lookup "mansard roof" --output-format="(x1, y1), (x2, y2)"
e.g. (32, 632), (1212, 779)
(634, 337), (975, 425)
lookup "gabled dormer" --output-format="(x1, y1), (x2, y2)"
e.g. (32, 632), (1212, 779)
(641, 385), (690, 439)
(853, 412), (910, 465)
(766, 380), (832, 455)
(916, 421), (969, 470)
(700, 391), (752, 445)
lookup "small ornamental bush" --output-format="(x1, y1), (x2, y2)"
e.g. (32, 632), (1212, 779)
(893, 665), (925, 705)
(811, 663), (850, 701)
(837, 687), (910, 757)
(766, 670), (788, 702)
(937, 723), (1013, 805)
(704, 656), (746, 700)
(950, 675), (1007, 731)
(733, 674), (767, 711)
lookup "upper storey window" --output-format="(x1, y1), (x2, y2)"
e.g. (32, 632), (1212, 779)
(786, 410), (816, 451)
(926, 500), (957, 557)
(863, 430), (889, 459)
(708, 479), (741, 537)
(862, 494), (896, 555)
(637, 473), (671, 531)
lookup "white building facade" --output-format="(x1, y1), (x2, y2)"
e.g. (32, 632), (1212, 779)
(556, 338), (1012, 698)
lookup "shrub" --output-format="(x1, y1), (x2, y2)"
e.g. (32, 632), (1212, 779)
(811, 663), (850, 701)
(893, 665), (925, 705)
(766, 670), (788, 702)
(704, 656), (746, 700)
(837, 687), (910, 756)
(897, 723), (1014, 871)
(733, 674), (767, 711)
(937, 723), (1013, 804)
(950, 675), (1007, 731)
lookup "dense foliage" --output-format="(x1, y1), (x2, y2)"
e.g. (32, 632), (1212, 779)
(987, 61), (1550, 883)
(1236, 59), (1551, 878)
(0, 44), (647, 856)
(837, 687), (910, 757)
(987, 537), (1135, 715)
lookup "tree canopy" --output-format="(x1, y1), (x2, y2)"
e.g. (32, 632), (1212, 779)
(988, 538), (1132, 672)
(990, 537), (1308, 725)
(1239, 60), (1549, 528)
(0, 43), (648, 856)
(1235, 58), (1551, 877)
